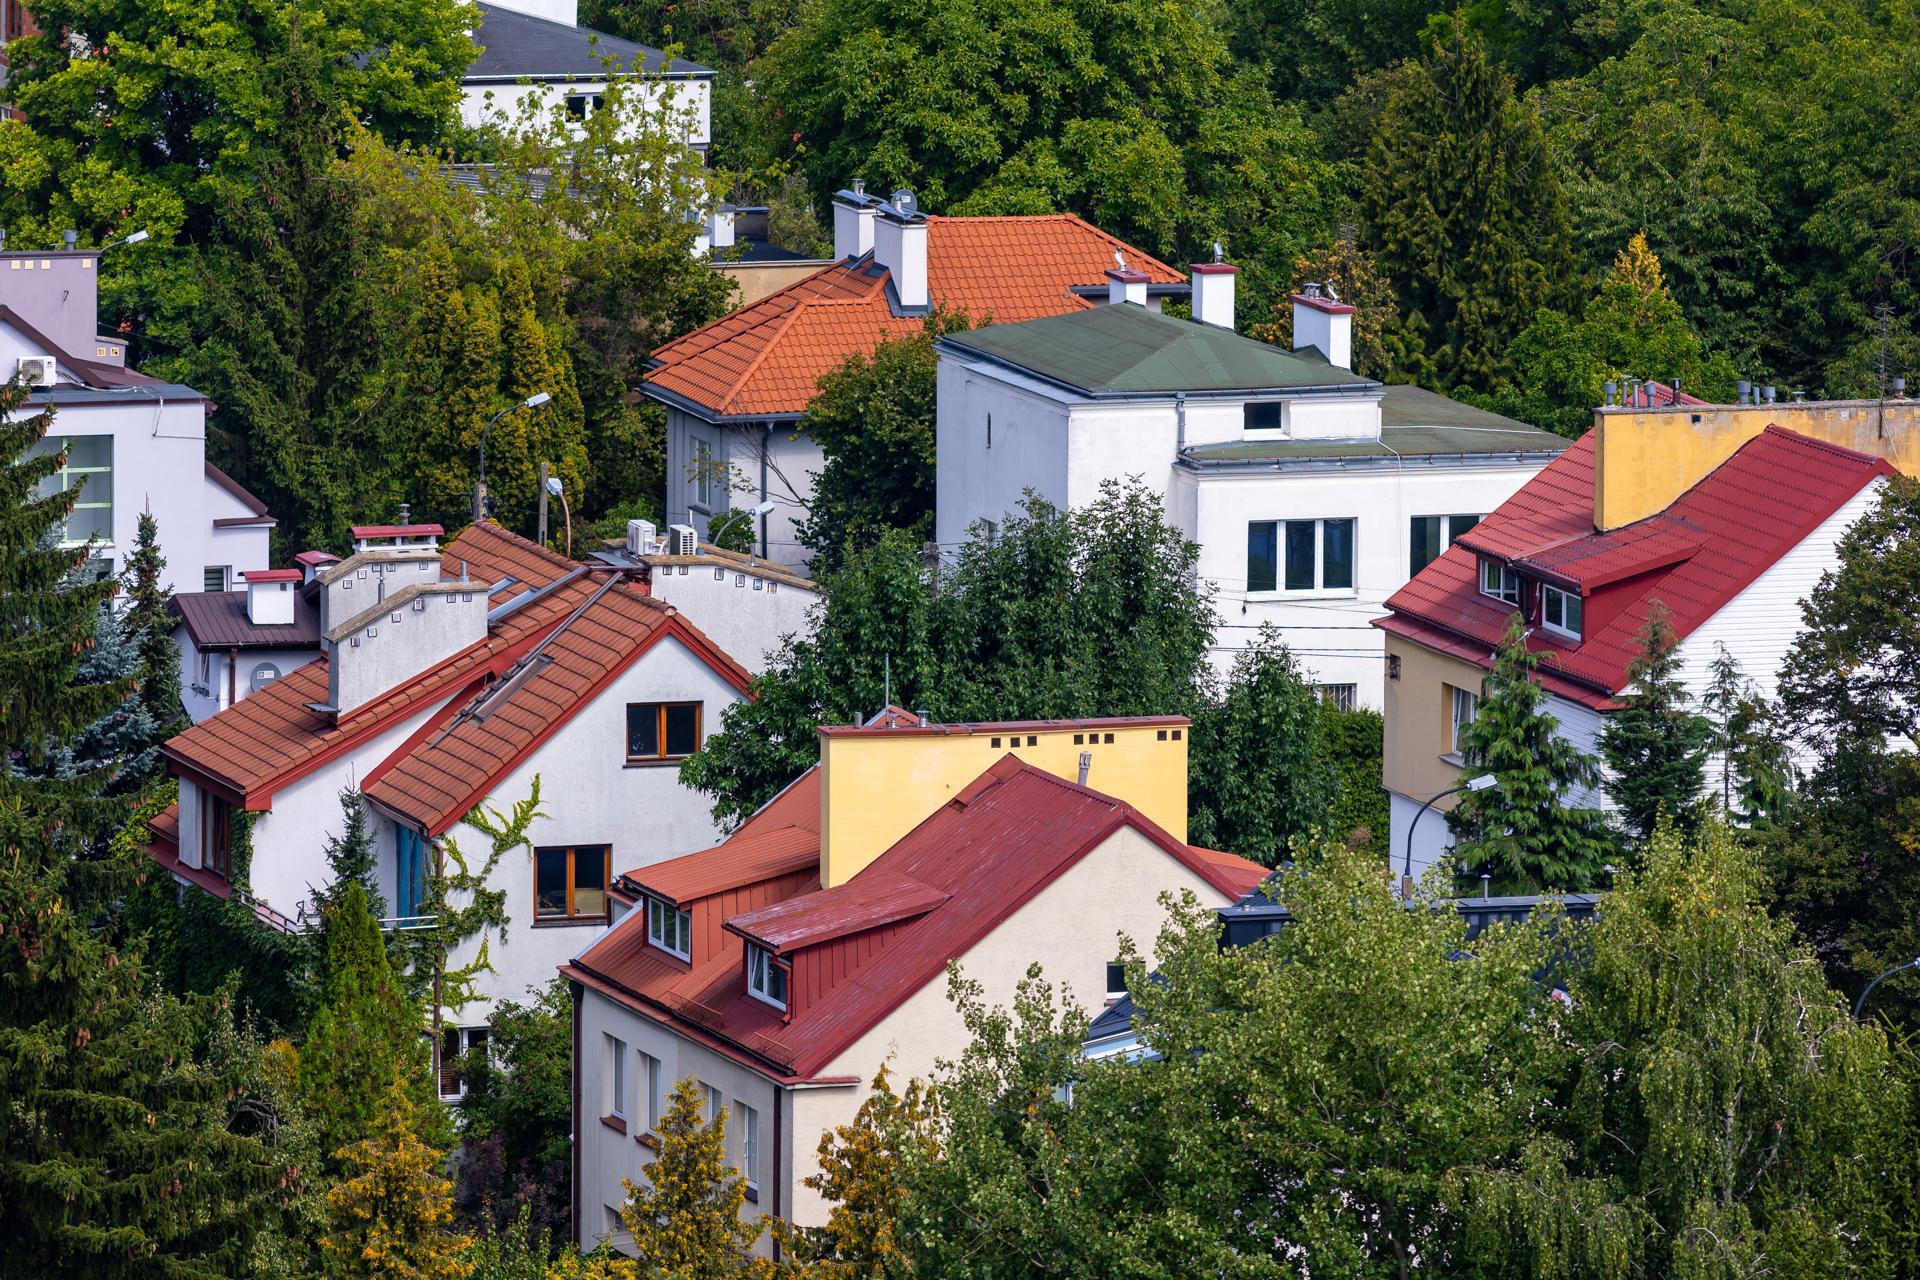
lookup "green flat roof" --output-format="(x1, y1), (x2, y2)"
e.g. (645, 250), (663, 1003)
(1184, 387), (1567, 463)
(941, 302), (1379, 395)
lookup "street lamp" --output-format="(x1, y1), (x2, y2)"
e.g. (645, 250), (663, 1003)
(103, 229), (150, 252)
(710, 499), (776, 555)
(544, 473), (570, 555)
(1854, 956), (1920, 1019)
(473, 391), (552, 522)
(1402, 774), (1498, 901)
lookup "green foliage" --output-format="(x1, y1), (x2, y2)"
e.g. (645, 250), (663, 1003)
(1322, 703), (1389, 856)
(1357, 20), (1575, 390)
(322, 1076), (474, 1280)
(1598, 602), (1712, 844)
(1449, 615), (1614, 891)
(782, 1065), (936, 1278)
(320, 790), (386, 922)
(123, 511), (185, 769)
(1187, 629), (1335, 862)
(1246, 238), (1411, 380)
(617, 1077), (772, 1277)
(455, 980), (575, 1239)
(796, 312), (969, 576)
(1702, 643), (1796, 828)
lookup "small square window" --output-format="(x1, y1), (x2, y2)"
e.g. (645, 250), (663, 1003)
(1105, 961), (1128, 1001)
(534, 846), (610, 921)
(648, 897), (692, 959)
(1541, 586), (1584, 639)
(1103, 733), (1114, 744)
(628, 702), (701, 763)
(1244, 401), (1284, 431)
(1480, 559), (1521, 607)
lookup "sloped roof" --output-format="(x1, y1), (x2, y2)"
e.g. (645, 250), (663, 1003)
(466, 2), (712, 79)
(170, 589), (322, 649)
(567, 755), (1268, 1080)
(644, 218), (1186, 420)
(941, 302), (1377, 396)
(622, 765), (822, 905)
(1380, 426), (1895, 703)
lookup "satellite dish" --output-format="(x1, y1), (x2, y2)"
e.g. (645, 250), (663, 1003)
(250, 662), (281, 694)
(890, 188), (918, 215)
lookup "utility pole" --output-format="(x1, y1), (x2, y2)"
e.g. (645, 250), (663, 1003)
(537, 461), (549, 546)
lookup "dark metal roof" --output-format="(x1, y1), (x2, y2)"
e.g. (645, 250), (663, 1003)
(466, 3), (713, 80)
(940, 303), (1379, 397)
(204, 461), (273, 520)
(169, 589), (322, 649)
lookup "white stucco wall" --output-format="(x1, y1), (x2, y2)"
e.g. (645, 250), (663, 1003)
(175, 629), (322, 723)
(459, 75), (711, 148)
(664, 408), (820, 570)
(644, 564), (818, 673)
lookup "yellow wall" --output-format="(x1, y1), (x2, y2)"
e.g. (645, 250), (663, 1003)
(1381, 632), (1490, 805)
(713, 259), (835, 308)
(1596, 400), (1920, 530)
(818, 720), (1190, 887)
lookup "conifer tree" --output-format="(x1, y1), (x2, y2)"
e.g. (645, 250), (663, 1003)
(301, 881), (431, 1170)
(121, 509), (185, 770)
(781, 1065), (938, 1278)
(316, 789), (386, 920)
(322, 1076), (474, 1280)
(618, 1077), (773, 1278)
(1448, 617), (1614, 891)
(1599, 603), (1712, 842)
(1703, 643), (1796, 827)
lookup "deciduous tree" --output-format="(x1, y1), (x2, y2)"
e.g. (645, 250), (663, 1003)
(781, 1064), (937, 1277)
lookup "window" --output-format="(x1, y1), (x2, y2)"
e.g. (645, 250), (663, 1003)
(627, 702), (701, 763)
(565, 92), (604, 119)
(739, 1102), (760, 1192)
(31, 434), (113, 544)
(607, 1035), (628, 1120)
(1244, 401), (1284, 432)
(747, 944), (787, 1010)
(533, 845), (610, 922)
(1409, 514), (1482, 576)
(1480, 558), (1521, 606)
(705, 1083), (724, 1125)
(1105, 961), (1128, 1001)
(204, 565), (231, 593)
(200, 790), (231, 881)
(1250, 518), (1355, 593)
(985, 413), (992, 448)
(1541, 586), (1583, 639)
(1316, 683), (1358, 713)
(640, 1052), (663, 1135)
(1450, 685), (1479, 756)
(396, 827), (429, 922)
(647, 897), (692, 959)
(439, 1026), (489, 1098)
(692, 440), (714, 509)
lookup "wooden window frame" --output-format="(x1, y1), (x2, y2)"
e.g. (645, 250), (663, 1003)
(532, 844), (611, 923)
(202, 790), (232, 881)
(626, 701), (701, 765)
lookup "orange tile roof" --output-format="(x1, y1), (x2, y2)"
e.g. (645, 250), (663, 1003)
(645, 215), (1187, 420)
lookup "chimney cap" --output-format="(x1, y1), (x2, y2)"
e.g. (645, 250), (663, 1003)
(1105, 267), (1152, 284)
(293, 549), (341, 567)
(242, 568), (302, 584)
(1291, 288), (1356, 316)
(349, 522), (445, 539)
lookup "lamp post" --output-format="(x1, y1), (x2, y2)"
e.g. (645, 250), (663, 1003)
(473, 391), (552, 522)
(544, 473), (571, 555)
(709, 499), (776, 557)
(100, 229), (150, 255)
(1854, 956), (1920, 1019)
(1402, 774), (1498, 901)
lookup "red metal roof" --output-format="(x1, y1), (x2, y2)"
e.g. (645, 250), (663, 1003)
(645, 216), (1185, 420)
(567, 755), (1269, 1080)
(242, 568), (302, 583)
(351, 523), (445, 538)
(293, 550), (340, 568)
(170, 589), (323, 650)
(1382, 426), (1895, 701)
(627, 823), (819, 908)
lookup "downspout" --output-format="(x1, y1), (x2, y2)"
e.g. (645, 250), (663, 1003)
(759, 424), (772, 559)
(571, 980), (584, 1249)
(771, 1085), (784, 1261)
(227, 647), (238, 707)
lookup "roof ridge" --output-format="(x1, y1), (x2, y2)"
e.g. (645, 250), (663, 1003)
(1758, 422), (1890, 465)
(652, 262), (854, 360)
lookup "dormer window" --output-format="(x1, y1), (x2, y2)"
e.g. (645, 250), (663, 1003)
(647, 897), (692, 959)
(1541, 586), (1583, 640)
(1244, 401), (1284, 432)
(1479, 559), (1521, 607)
(746, 944), (787, 1010)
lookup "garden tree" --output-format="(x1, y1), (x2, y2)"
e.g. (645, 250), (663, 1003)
(1246, 238), (1410, 380)
(1321, 702), (1389, 856)
(1701, 642), (1796, 827)
(121, 511), (186, 765)
(1449, 617), (1613, 891)
(796, 312), (970, 576)
(27, 594), (160, 792)
(454, 979), (575, 1240)
(322, 1076), (474, 1280)
(683, 482), (1216, 828)
(1186, 631), (1337, 861)
(780, 1064), (938, 1277)
(898, 842), (1573, 1274)
(1460, 823), (1917, 1275)
(1357, 20), (1575, 389)
(315, 790), (386, 922)
(1598, 603), (1712, 843)
(300, 882), (434, 1171)
(617, 1077), (774, 1278)
(1227, 0), (1443, 104)
(2, 393), (294, 1271)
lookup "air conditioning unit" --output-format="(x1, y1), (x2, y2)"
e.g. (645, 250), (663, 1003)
(625, 518), (658, 556)
(667, 523), (698, 556)
(16, 356), (56, 388)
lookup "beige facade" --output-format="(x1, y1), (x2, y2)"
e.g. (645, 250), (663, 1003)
(714, 259), (835, 309)
(1381, 630), (1492, 806)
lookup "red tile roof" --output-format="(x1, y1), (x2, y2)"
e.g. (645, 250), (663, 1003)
(645, 216), (1186, 420)
(566, 755), (1268, 1081)
(1380, 426), (1894, 704)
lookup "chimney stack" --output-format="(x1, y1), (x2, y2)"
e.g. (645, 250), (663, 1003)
(1106, 265), (1149, 307)
(831, 181), (877, 260)
(1290, 283), (1356, 370)
(709, 204), (736, 251)
(873, 190), (929, 309)
(242, 569), (301, 626)
(1190, 251), (1238, 328)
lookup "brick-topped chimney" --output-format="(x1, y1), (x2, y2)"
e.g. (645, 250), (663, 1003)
(242, 569), (301, 626)
(1291, 283), (1355, 369)
(1106, 267), (1150, 307)
(832, 182), (879, 260)
(1190, 259), (1238, 328)
(873, 190), (929, 310)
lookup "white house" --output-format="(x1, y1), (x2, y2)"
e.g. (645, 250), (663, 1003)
(148, 521), (753, 1092)
(600, 521), (819, 674)
(933, 272), (1568, 706)
(1, 235), (275, 591)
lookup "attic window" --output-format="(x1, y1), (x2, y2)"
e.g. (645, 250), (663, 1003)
(1479, 559), (1521, 607)
(1541, 586), (1583, 640)
(746, 944), (787, 1010)
(648, 897), (692, 959)
(1244, 402), (1284, 432)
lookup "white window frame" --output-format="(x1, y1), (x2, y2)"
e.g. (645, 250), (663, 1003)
(1248, 516), (1358, 595)
(1541, 585), (1583, 640)
(1105, 960), (1128, 1002)
(1316, 683), (1358, 712)
(739, 1101), (760, 1192)
(640, 1051), (662, 1136)
(1479, 558), (1521, 606)
(647, 897), (691, 960)
(34, 433), (114, 547)
(704, 1083), (724, 1125)
(692, 439), (714, 511)
(607, 1034), (628, 1120)
(746, 943), (788, 1011)
(1450, 685), (1480, 757)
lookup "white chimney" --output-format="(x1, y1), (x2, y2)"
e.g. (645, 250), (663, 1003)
(294, 550), (340, 586)
(1291, 284), (1355, 369)
(323, 578), (491, 716)
(832, 182), (877, 260)
(1106, 267), (1149, 307)
(710, 205), (736, 250)
(873, 190), (929, 309)
(242, 569), (300, 626)
(1190, 261), (1238, 329)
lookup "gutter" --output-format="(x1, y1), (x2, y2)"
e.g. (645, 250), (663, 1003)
(933, 339), (1382, 402)
(1176, 449), (1565, 475)
(636, 380), (806, 426)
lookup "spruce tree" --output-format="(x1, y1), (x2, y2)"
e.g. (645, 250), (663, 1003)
(321, 1076), (473, 1280)
(618, 1077), (772, 1278)
(317, 788), (386, 920)
(1703, 643), (1796, 827)
(1448, 617), (1614, 891)
(122, 509), (186, 761)
(1599, 603), (1712, 842)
